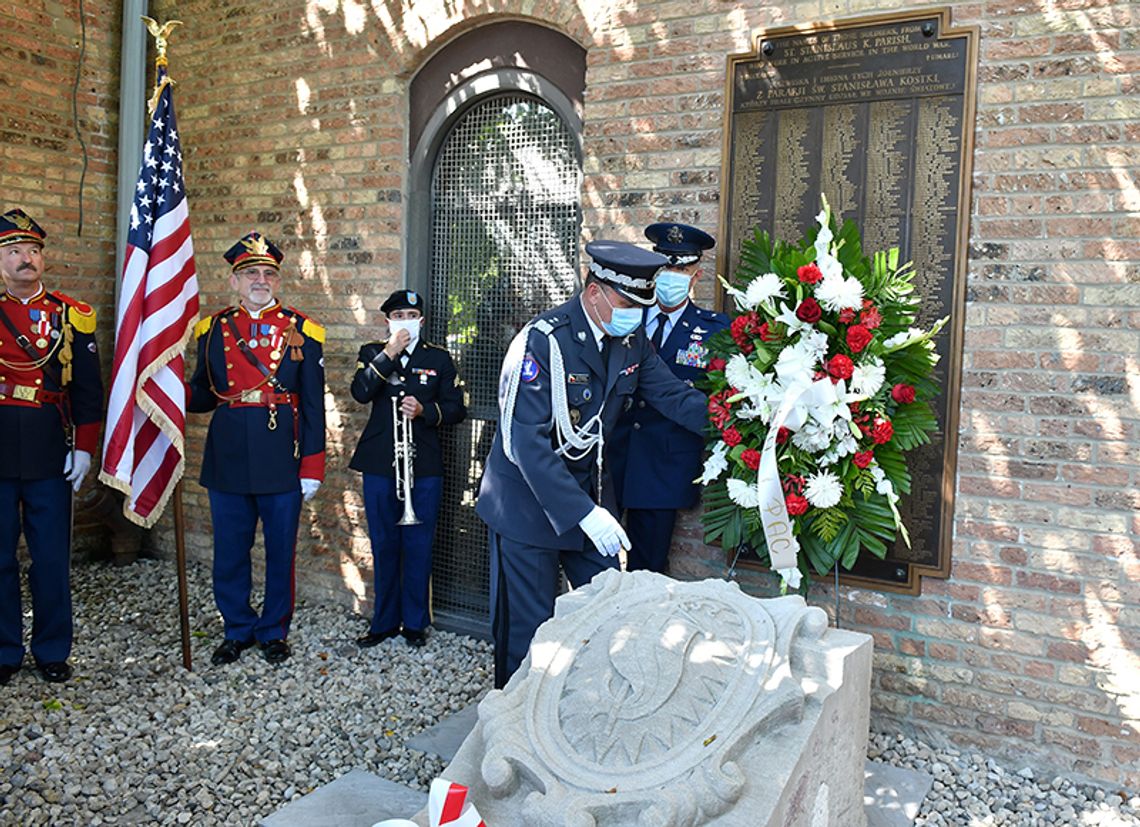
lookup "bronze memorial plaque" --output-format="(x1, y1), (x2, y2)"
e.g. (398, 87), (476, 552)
(719, 10), (978, 593)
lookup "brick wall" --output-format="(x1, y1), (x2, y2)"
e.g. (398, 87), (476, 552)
(59, 0), (1140, 788)
(0, 1), (121, 356)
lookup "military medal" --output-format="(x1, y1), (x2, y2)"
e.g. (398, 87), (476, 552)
(35, 337), (48, 349)
(270, 349), (281, 360)
(260, 337), (271, 348)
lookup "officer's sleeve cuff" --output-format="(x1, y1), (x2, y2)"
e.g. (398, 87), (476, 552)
(74, 422), (100, 454)
(299, 453), (325, 481)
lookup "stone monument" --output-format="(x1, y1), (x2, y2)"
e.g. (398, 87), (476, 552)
(420, 570), (872, 826)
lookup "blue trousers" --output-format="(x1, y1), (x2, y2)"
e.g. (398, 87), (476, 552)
(208, 488), (302, 644)
(624, 507), (678, 574)
(362, 474), (442, 634)
(0, 477), (72, 666)
(489, 531), (617, 688)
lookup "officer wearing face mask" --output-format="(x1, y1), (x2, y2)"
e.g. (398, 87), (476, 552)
(609, 223), (729, 574)
(476, 240), (710, 688)
(348, 289), (467, 649)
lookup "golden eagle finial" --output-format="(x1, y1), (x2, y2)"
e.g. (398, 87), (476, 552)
(141, 17), (182, 61)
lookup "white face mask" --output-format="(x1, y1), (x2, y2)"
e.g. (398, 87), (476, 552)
(388, 318), (421, 349)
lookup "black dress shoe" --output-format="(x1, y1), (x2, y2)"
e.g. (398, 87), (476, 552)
(260, 639), (291, 664)
(35, 661), (72, 683)
(0, 663), (20, 685)
(211, 639), (254, 666)
(356, 627), (400, 648)
(402, 629), (427, 648)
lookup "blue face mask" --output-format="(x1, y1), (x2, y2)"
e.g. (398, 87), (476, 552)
(598, 287), (644, 337)
(655, 270), (693, 307)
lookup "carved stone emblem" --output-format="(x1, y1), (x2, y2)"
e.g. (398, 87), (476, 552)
(435, 571), (873, 827)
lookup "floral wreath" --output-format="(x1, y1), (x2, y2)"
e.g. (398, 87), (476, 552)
(699, 196), (946, 591)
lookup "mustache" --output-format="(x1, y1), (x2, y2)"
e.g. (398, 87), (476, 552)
(17, 263), (37, 272)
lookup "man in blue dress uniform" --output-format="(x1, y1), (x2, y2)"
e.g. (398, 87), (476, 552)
(188, 232), (326, 666)
(349, 289), (467, 649)
(476, 240), (711, 687)
(0, 209), (102, 685)
(610, 223), (729, 573)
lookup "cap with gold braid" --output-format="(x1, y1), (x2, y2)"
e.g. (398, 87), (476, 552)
(223, 231), (283, 272)
(0, 208), (47, 248)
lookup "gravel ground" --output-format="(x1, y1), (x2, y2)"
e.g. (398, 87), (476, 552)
(1, 558), (1137, 826)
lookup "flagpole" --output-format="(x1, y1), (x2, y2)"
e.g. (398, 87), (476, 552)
(173, 480), (192, 669)
(144, 16), (192, 671)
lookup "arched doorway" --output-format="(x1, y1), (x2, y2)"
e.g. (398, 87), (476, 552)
(413, 70), (583, 635)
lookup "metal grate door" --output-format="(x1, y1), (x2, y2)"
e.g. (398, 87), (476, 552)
(427, 94), (581, 636)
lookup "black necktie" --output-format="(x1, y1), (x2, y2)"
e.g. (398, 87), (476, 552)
(650, 313), (667, 351)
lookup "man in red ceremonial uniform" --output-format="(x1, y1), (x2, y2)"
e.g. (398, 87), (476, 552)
(0, 209), (103, 685)
(188, 232), (326, 666)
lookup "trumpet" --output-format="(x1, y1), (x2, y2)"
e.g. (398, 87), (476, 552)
(392, 394), (421, 525)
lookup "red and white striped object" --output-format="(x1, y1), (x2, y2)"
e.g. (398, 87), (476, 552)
(372, 778), (487, 827)
(99, 64), (199, 527)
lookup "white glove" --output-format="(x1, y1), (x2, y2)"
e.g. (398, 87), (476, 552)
(63, 450), (92, 493)
(578, 505), (629, 557)
(300, 478), (321, 502)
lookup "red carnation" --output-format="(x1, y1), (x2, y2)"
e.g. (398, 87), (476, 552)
(853, 450), (874, 469)
(846, 324), (873, 354)
(795, 297), (822, 324)
(891, 383), (916, 404)
(797, 263), (823, 284)
(870, 417), (894, 445)
(860, 305), (882, 330)
(707, 357), (727, 373)
(827, 354), (854, 381)
(758, 322), (781, 343)
(775, 427), (791, 445)
(722, 426), (743, 447)
(730, 312), (759, 354)
(785, 494), (809, 516)
(741, 448), (762, 471)
(837, 308), (857, 324)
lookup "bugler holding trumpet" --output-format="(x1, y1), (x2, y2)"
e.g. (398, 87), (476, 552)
(349, 289), (466, 649)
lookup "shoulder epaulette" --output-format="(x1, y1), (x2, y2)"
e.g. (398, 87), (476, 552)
(537, 311), (570, 329)
(51, 293), (97, 334)
(194, 317), (212, 339)
(300, 317), (325, 344)
(425, 341), (448, 351)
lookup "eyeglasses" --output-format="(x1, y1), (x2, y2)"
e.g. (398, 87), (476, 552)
(238, 271), (279, 283)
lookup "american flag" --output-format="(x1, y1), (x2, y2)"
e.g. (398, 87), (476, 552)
(99, 64), (199, 527)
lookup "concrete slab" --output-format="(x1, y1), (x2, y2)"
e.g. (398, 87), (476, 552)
(864, 760), (934, 827)
(404, 704), (479, 763)
(259, 768), (427, 827)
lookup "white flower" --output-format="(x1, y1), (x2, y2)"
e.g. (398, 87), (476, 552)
(882, 328), (925, 350)
(725, 354), (773, 403)
(774, 344), (818, 384)
(804, 470), (843, 509)
(727, 477), (760, 509)
(698, 442), (729, 485)
(814, 271), (864, 312)
(792, 420), (834, 453)
(820, 429), (858, 466)
(851, 358), (886, 397)
(735, 400), (771, 421)
(773, 301), (811, 336)
(777, 567), (803, 590)
(725, 272), (786, 311)
(798, 328), (830, 361)
(817, 250), (844, 282)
